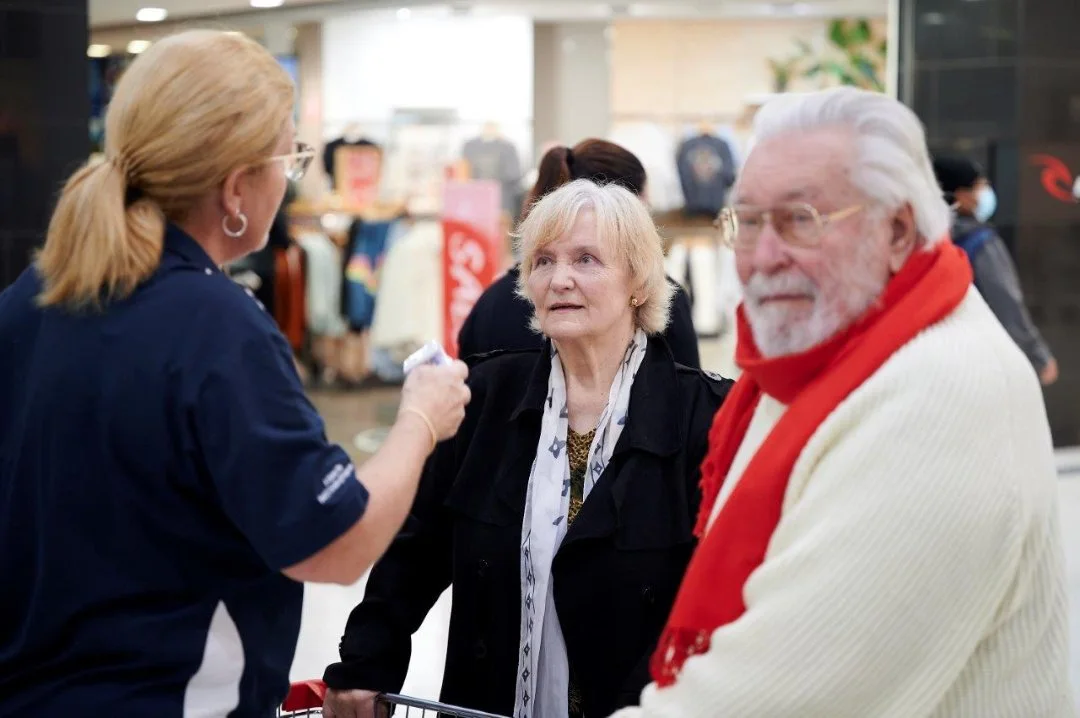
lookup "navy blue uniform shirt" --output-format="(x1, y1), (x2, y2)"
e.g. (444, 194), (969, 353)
(0, 224), (369, 716)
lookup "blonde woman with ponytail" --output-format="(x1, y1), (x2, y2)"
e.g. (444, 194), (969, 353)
(0, 30), (470, 716)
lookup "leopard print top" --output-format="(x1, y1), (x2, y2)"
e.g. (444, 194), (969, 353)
(565, 426), (596, 717)
(566, 427), (596, 526)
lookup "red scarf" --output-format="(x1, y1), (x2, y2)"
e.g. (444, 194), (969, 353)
(650, 242), (972, 687)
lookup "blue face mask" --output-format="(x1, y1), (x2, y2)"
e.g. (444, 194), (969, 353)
(975, 185), (997, 222)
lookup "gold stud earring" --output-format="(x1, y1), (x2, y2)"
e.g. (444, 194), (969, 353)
(630, 297), (639, 307)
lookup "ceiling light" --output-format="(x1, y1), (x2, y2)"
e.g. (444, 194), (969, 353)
(127, 40), (152, 54)
(250, 0), (285, 7)
(396, 7), (412, 20)
(87, 44), (112, 58)
(135, 7), (168, 22)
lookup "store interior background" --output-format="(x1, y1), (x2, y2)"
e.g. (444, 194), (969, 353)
(3, 0), (1080, 705)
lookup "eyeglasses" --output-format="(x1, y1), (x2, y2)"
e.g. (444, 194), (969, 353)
(715, 202), (863, 250)
(266, 141), (316, 181)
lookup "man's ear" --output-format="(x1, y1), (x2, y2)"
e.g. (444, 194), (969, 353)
(888, 203), (918, 273)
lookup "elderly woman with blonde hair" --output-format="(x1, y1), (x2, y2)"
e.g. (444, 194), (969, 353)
(0, 29), (470, 716)
(323, 179), (732, 718)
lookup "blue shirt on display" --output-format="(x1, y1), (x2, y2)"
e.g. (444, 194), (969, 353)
(0, 225), (368, 716)
(676, 133), (738, 217)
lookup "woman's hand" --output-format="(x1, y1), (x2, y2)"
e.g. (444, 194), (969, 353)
(322, 688), (386, 718)
(398, 360), (471, 442)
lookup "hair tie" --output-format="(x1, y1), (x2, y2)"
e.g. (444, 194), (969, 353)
(124, 185), (145, 207)
(107, 154), (145, 206)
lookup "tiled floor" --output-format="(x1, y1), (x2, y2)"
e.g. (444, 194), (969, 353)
(291, 340), (1080, 711)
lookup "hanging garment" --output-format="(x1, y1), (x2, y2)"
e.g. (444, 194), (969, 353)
(676, 134), (737, 217)
(715, 245), (743, 335)
(273, 243), (307, 352)
(369, 220), (444, 359)
(341, 219), (404, 332)
(688, 242), (722, 336)
(296, 232), (348, 339)
(608, 123), (684, 212)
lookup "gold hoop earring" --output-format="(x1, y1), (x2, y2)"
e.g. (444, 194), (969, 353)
(223, 212), (248, 238)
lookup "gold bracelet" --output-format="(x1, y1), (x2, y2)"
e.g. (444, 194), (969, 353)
(401, 407), (437, 452)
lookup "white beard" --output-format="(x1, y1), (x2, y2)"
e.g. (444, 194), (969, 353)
(742, 240), (891, 358)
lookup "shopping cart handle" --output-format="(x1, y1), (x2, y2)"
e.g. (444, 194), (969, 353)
(376, 693), (510, 718)
(283, 679), (328, 711)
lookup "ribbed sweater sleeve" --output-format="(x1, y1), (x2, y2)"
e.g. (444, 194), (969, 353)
(612, 299), (1072, 717)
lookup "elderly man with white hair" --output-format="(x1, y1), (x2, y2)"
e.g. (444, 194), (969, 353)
(612, 87), (1074, 718)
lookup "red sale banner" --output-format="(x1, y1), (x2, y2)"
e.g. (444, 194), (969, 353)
(442, 180), (502, 358)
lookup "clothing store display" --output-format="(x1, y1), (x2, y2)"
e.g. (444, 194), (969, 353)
(323, 136), (379, 189)
(608, 123), (684, 212)
(297, 232), (348, 339)
(273, 244), (307, 352)
(611, 245), (1071, 717)
(323, 337), (731, 718)
(686, 124), (742, 170)
(665, 239), (724, 336)
(714, 245), (742, 333)
(456, 265), (701, 369)
(462, 136), (524, 217)
(676, 133), (737, 217)
(380, 124), (457, 216)
(369, 221), (444, 361)
(514, 332), (648, 718)
(342, 219), (405, 332)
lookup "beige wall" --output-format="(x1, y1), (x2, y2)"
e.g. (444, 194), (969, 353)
(294, 22), (326, 198)
(610, 18), (887, 123)
(534, 22), (612, 152)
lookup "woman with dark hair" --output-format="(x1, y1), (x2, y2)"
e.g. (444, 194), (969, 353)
(456, 139), (701, 368)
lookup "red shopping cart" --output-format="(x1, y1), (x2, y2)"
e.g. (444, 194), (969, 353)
(279, 679), (511, 718)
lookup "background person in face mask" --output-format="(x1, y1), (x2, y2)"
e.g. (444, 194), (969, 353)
(933, 155), (1058, 385)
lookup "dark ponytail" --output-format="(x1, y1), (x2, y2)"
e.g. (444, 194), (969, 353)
(522, 139), (647, 220)
(526, 146), (573, 212)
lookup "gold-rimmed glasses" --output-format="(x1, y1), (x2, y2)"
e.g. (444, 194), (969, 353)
(715, 202), (863, 250)
(266, 141), (316, 182)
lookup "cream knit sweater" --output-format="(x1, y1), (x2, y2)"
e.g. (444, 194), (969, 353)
(613, 290), (1075, 718)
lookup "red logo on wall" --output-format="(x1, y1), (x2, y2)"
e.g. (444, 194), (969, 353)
(1029, 154), (1080, 203)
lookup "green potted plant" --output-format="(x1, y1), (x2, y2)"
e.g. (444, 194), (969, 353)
(766, 39), (814, 93)
(803, 18), (887, 92)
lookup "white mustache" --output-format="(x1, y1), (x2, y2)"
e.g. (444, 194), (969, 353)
(743, 272), (819, 304)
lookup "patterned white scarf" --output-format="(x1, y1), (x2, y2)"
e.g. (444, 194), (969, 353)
(514, 329), (648, 718)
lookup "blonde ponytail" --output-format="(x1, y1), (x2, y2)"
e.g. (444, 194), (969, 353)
(34, 29), (294, 311)
(36, 157), (164, 309)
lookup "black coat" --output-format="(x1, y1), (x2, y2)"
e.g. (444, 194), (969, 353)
(456, 266), (702, 369)
(323, 338), (731, 717)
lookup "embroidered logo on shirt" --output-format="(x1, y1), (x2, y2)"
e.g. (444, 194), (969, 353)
(317, 463), (355, 504)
